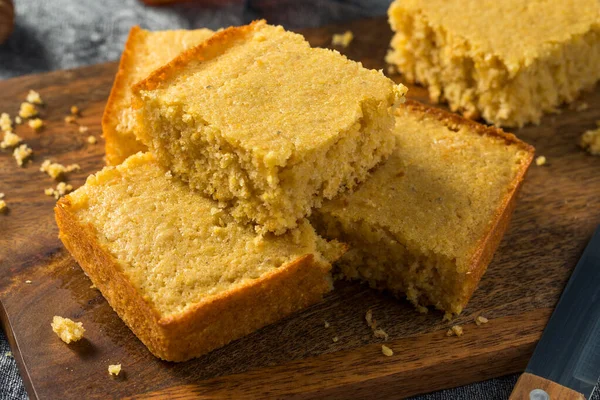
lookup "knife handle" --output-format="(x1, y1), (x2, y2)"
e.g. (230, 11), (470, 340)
(509, 373), (585, 400)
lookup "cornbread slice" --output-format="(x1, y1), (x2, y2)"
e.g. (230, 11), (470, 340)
(133, 20), (407, 234)
(103, 26), (214, 166)
(55, 152), (344, 361)
(312, 101), (534, 315)
(386, 0), (600, 127)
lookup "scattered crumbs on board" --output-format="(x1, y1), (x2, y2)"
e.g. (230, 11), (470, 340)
(381, 345), (393, 357)
(331, 30), (354, 48)
(535, 156), (546, 166)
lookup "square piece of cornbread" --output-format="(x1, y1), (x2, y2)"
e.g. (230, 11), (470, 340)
(133, 20), (407, 234)
(312, 101), (534, 315)
(55, 153), (344, 361)
(386, 0), (600, 127)
(103, 26), (214, 166)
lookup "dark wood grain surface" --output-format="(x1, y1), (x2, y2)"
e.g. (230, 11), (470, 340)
(509, 373), (586, 400)
(0, 17), (599, 399)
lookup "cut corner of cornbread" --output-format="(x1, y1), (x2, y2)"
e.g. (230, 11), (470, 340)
(132, 20), (407, 234)
(312, 100), (534, 316)
(54, 152), (345, 361)
(386, 0), (600, 127)
(102, 25), (214, 166)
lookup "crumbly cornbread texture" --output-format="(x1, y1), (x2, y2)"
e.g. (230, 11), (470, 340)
(312, 101), (534, 315)
(580, 122), (600, 156)
(0, 113), (12, 132)
(13, 144), (32, 166)
(103, 26), (214, 166)
(386, 0), (600, 127)
(108, 364), (122, 376)
(51, 316), (85, 344)
(0, 131), (21, 149)
(133, 21), (407, 234)
(40, 160), (80, 180)
(55, 152), (344, 361)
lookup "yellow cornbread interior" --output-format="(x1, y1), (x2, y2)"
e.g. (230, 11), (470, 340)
(386, 0), (600, 127)
(135, 21), (406, 234)
(66, 152), (339, 317)
(104, 28), (214, 166)
(313, 106), (531, 315)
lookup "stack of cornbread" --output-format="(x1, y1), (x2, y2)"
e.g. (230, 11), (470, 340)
(56, 19), (534, 362)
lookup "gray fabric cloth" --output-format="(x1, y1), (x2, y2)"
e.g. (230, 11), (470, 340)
(0, 331), (26, 400)
(1, 1), (598, 399)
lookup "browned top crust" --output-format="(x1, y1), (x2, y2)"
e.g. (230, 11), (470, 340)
(402, 100), (535, 154)
(133, 20), (265, 94)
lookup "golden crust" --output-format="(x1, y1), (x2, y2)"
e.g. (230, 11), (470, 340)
(402, 100), (535, 153)
(102, 26), (148, 166)
(132, 20), (265, 95)
(402, 100), (534, 311)
(55, 197), (333, 362)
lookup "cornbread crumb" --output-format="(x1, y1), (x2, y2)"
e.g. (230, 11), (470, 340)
(381, 344), (393, 356)
(40, 160), (80, 180)
(1, 131), (22, 148)
(0, 113), (12, 132)
(28, 118), (44, 131)
(571, 102), (589, 112)
(64, 115), (76, 124)
(90, 284), (97, 289)
(51, 316), (85, 344)
(416, 305), (429, 314)
(18, 102), (37, 119)
(373, 328), (389, 341)
(14, 116), (22, 124)
(70, 105), (79, 115)
(386, 65), (396, 75)
(13, 144), (33, 166)
(331, 30), (354, 48)
(475, 315), (489, 326)
(87, 135), (97, 144)
(4, 352), (12, 358)
(79, 125), (89, 133)
(0, 194), (7, 213)
(25, 280), (32, 284)
(324, 321), (330, 328)
(443, 312), (453, 322)
(365, 309), (376, 330)
(46, 182), (74, 199)
(365, 309), (390, 340)
(447, 325), (464, 337)
(580, 123), (600, 156)
(108, 364), (122, 376)
(26, 90), (43, 105)
(332, 336), (339, 343)
(535, 156), (547, 166)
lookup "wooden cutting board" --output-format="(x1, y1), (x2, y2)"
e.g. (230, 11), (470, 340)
(0, 17), (599, 400)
